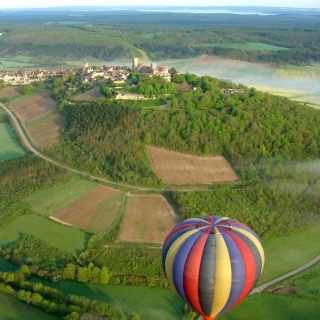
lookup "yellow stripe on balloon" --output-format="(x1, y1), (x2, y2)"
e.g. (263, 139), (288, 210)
(232, 226), (265, 269)
(165, 227), (205, 292)
(210, 227), (232, 316)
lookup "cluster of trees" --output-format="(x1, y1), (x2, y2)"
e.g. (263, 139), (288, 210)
(0, 234), (76, 276)
(62, 263), (110, 284)
(136, 76), (176, 96)
(0, 267), (140, 319)
(49, 73), (93, 104)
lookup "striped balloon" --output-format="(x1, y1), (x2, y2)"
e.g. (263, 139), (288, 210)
(162, 215), (264, 320)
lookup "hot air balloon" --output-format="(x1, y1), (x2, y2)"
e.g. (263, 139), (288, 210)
(162, 215), (264, 320)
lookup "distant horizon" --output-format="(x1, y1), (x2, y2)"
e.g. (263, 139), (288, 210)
(1, 1), (320, 10)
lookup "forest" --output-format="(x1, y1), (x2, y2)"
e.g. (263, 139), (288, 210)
(0, 8), (319, 66)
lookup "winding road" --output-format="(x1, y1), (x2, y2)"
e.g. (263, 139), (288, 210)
(1, 101), (320, 294)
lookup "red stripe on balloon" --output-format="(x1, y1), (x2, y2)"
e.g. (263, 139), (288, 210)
(183, 228), (211, 316)
(163, 222), (198, 245)
(227, 231), (256, 308)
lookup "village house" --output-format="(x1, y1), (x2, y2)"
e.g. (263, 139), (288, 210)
(0, 57), (172, 85)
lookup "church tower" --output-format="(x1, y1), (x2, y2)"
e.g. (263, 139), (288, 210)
(133, 57), (139, 71)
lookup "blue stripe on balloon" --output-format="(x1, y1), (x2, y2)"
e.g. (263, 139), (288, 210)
(171, 229), (205, 304)
(198, 232), (216, 316)
(218, 230), (245, 316)
(162, 226), (194, 274)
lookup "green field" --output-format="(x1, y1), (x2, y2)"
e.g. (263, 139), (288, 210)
(259, 224), (320, 284)
(0, 57), (36, 69)
(34, 279), (184, 320)
(280, 258), (320, 300)
(0, 122), (27, 161)
(0, 214), (89, 255)
(197, 42), (289, 51)
(24, 176), (99, 217)
(0, 292), (59, 320)
(0, 257), (18, 272)
(220, 292), (320, 320)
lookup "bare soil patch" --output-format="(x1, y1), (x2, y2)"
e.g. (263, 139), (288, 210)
(11, 89), (63, 150)
(26, 112), (63, 150)
(73, 86), (104, 100)
(11, 89), (57, 122)
(0, 86), (22, 100)
(146, 146), (238, 185)
(270, 285), (297, 296)
(53, 185), (122, 233)
(119, 194), (176, 243)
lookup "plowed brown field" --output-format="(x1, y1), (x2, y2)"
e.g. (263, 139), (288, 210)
(73, 86), (104, 100)
(11, 89), (57, 122)
(118, 194), (177, 243)
(0, 86), (22, 100)
(53, 185), (122, 233)
(11, 89), (63, 150)
(146, 146), (238, 185)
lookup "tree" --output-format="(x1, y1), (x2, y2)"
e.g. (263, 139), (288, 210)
(143, 131), (152, 144)
(77, 267), (89, 283)
(20, 265), (31, 278)
(172, 73), (185, 84)
(22, 85), (34, 95)
(63, 263), (76, 280)
(100, 266), (110, 284)
(128, 72), (139, 84)
(100, 85), (113, 98)
(31, 292), (43, 306)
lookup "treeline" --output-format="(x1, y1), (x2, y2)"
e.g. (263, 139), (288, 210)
(0, 267), (140, 319)
(0, 42), (134, 62)
(172, 180), (320, 238)
(0, 155), (71, 225)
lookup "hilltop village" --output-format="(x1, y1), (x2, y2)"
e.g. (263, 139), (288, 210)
(0, 57), (171, 85)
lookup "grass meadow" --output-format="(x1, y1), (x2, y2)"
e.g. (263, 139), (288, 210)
(0, 257), (18, 272)
(0, 292), (59, 320)
(0, 214), (89, 255)
(0, 57), (36, 69)
(259, 224), (320, 284)
(34, 279), (184, 320)
(0, 122), (27, 161)
(24, 176), (99, 217)
(219, 292), (320, 320)
(279, 256), (320, 300)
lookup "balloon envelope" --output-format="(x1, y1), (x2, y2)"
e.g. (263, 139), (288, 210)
(162, 215), (264, 320)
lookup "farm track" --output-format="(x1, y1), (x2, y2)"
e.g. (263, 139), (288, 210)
(2, 102), (320, 294)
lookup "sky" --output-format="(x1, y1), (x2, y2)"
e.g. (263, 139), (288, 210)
(0, 0), (319, 9)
